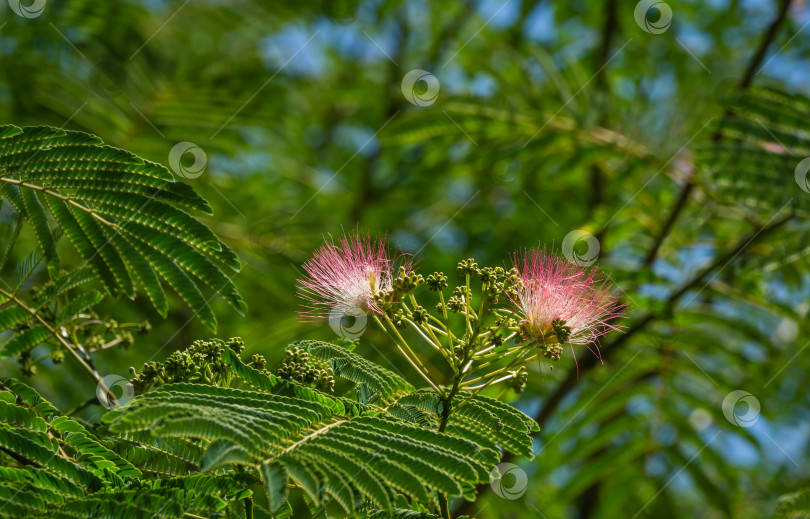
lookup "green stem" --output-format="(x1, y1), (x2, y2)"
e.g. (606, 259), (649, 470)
(373, 315), (444, 395)
(0, 177), (118, 227)
(437, 371), (464, 519)
(477, 282), (487, 318)
(426, 322), (449, 336)
(438, 291), (449, 320)
(405, 294), (447, 354)
(385, 316), (437, 378)
(65, 396), (99, 417)
(470, 343), (523, 369)
(460, 348), (531, 389)
(474, 332), (519, 359)
(454, 351), (533, 412)
(402, 317), (455, 368)
(433, 296), (461, 369)
(402, 316), (441, 351)
(463, 273), (471, 338)
(439, 495), (452, 519)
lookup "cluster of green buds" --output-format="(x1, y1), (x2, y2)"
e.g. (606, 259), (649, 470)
(82, 318), (147, 352)
(371, 267), (429, 330)
(426, 272), (448, 292)
(541, 319), (571, 361)
(129, 337), (264, 393)
(508, 366), (528, 393)
(367, 258), (539, 401)
(276, 346), (335, 393)
(31, 274), (152, 353)
(373, 266), (425, 308)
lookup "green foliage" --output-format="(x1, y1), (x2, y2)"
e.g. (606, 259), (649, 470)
(0, 377), (252, 518)
(0, 338), (538, 517)
(359, 506), (441, 519)
(0, 124), (246, 394)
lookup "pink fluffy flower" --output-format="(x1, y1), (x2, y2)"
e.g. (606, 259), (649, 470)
(511, 249), (626, 347)
(298, 233), (397, 319)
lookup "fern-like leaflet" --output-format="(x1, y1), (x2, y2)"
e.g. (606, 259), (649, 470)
(0, 125), (245, 384)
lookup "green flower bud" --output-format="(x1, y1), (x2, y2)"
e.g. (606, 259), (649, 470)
(478, 266), (495, 283)
(226, 337), (245, 354)
(250, 354), (267, 370)
(544, 343), (564, 361)
(137, 321), (152, 335)
(426, 272), (449, 291)
(551, 319), (572, 344)
(412, 306), (429, 324)
(508, 366), (528, 393)
(457, 258), (479, 276)
(446, 296), (465, 313)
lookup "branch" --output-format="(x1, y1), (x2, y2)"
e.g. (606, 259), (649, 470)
(595, 0), (618, 92)
(590, 0), (618, 217)
(739, 0), (794, 88)
(642, 180), (694, 267)
(350, 0), (480, 222)
(65, 396), (99, 416)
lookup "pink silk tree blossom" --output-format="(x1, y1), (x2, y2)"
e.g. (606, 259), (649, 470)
(511, 248), (626, 348)
(298, 233), (397, 319)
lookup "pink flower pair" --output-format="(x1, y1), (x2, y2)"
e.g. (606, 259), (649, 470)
(298, 233), (625, 347)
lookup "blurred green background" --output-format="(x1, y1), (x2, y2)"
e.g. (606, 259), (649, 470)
(2, 0), (810, 517)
